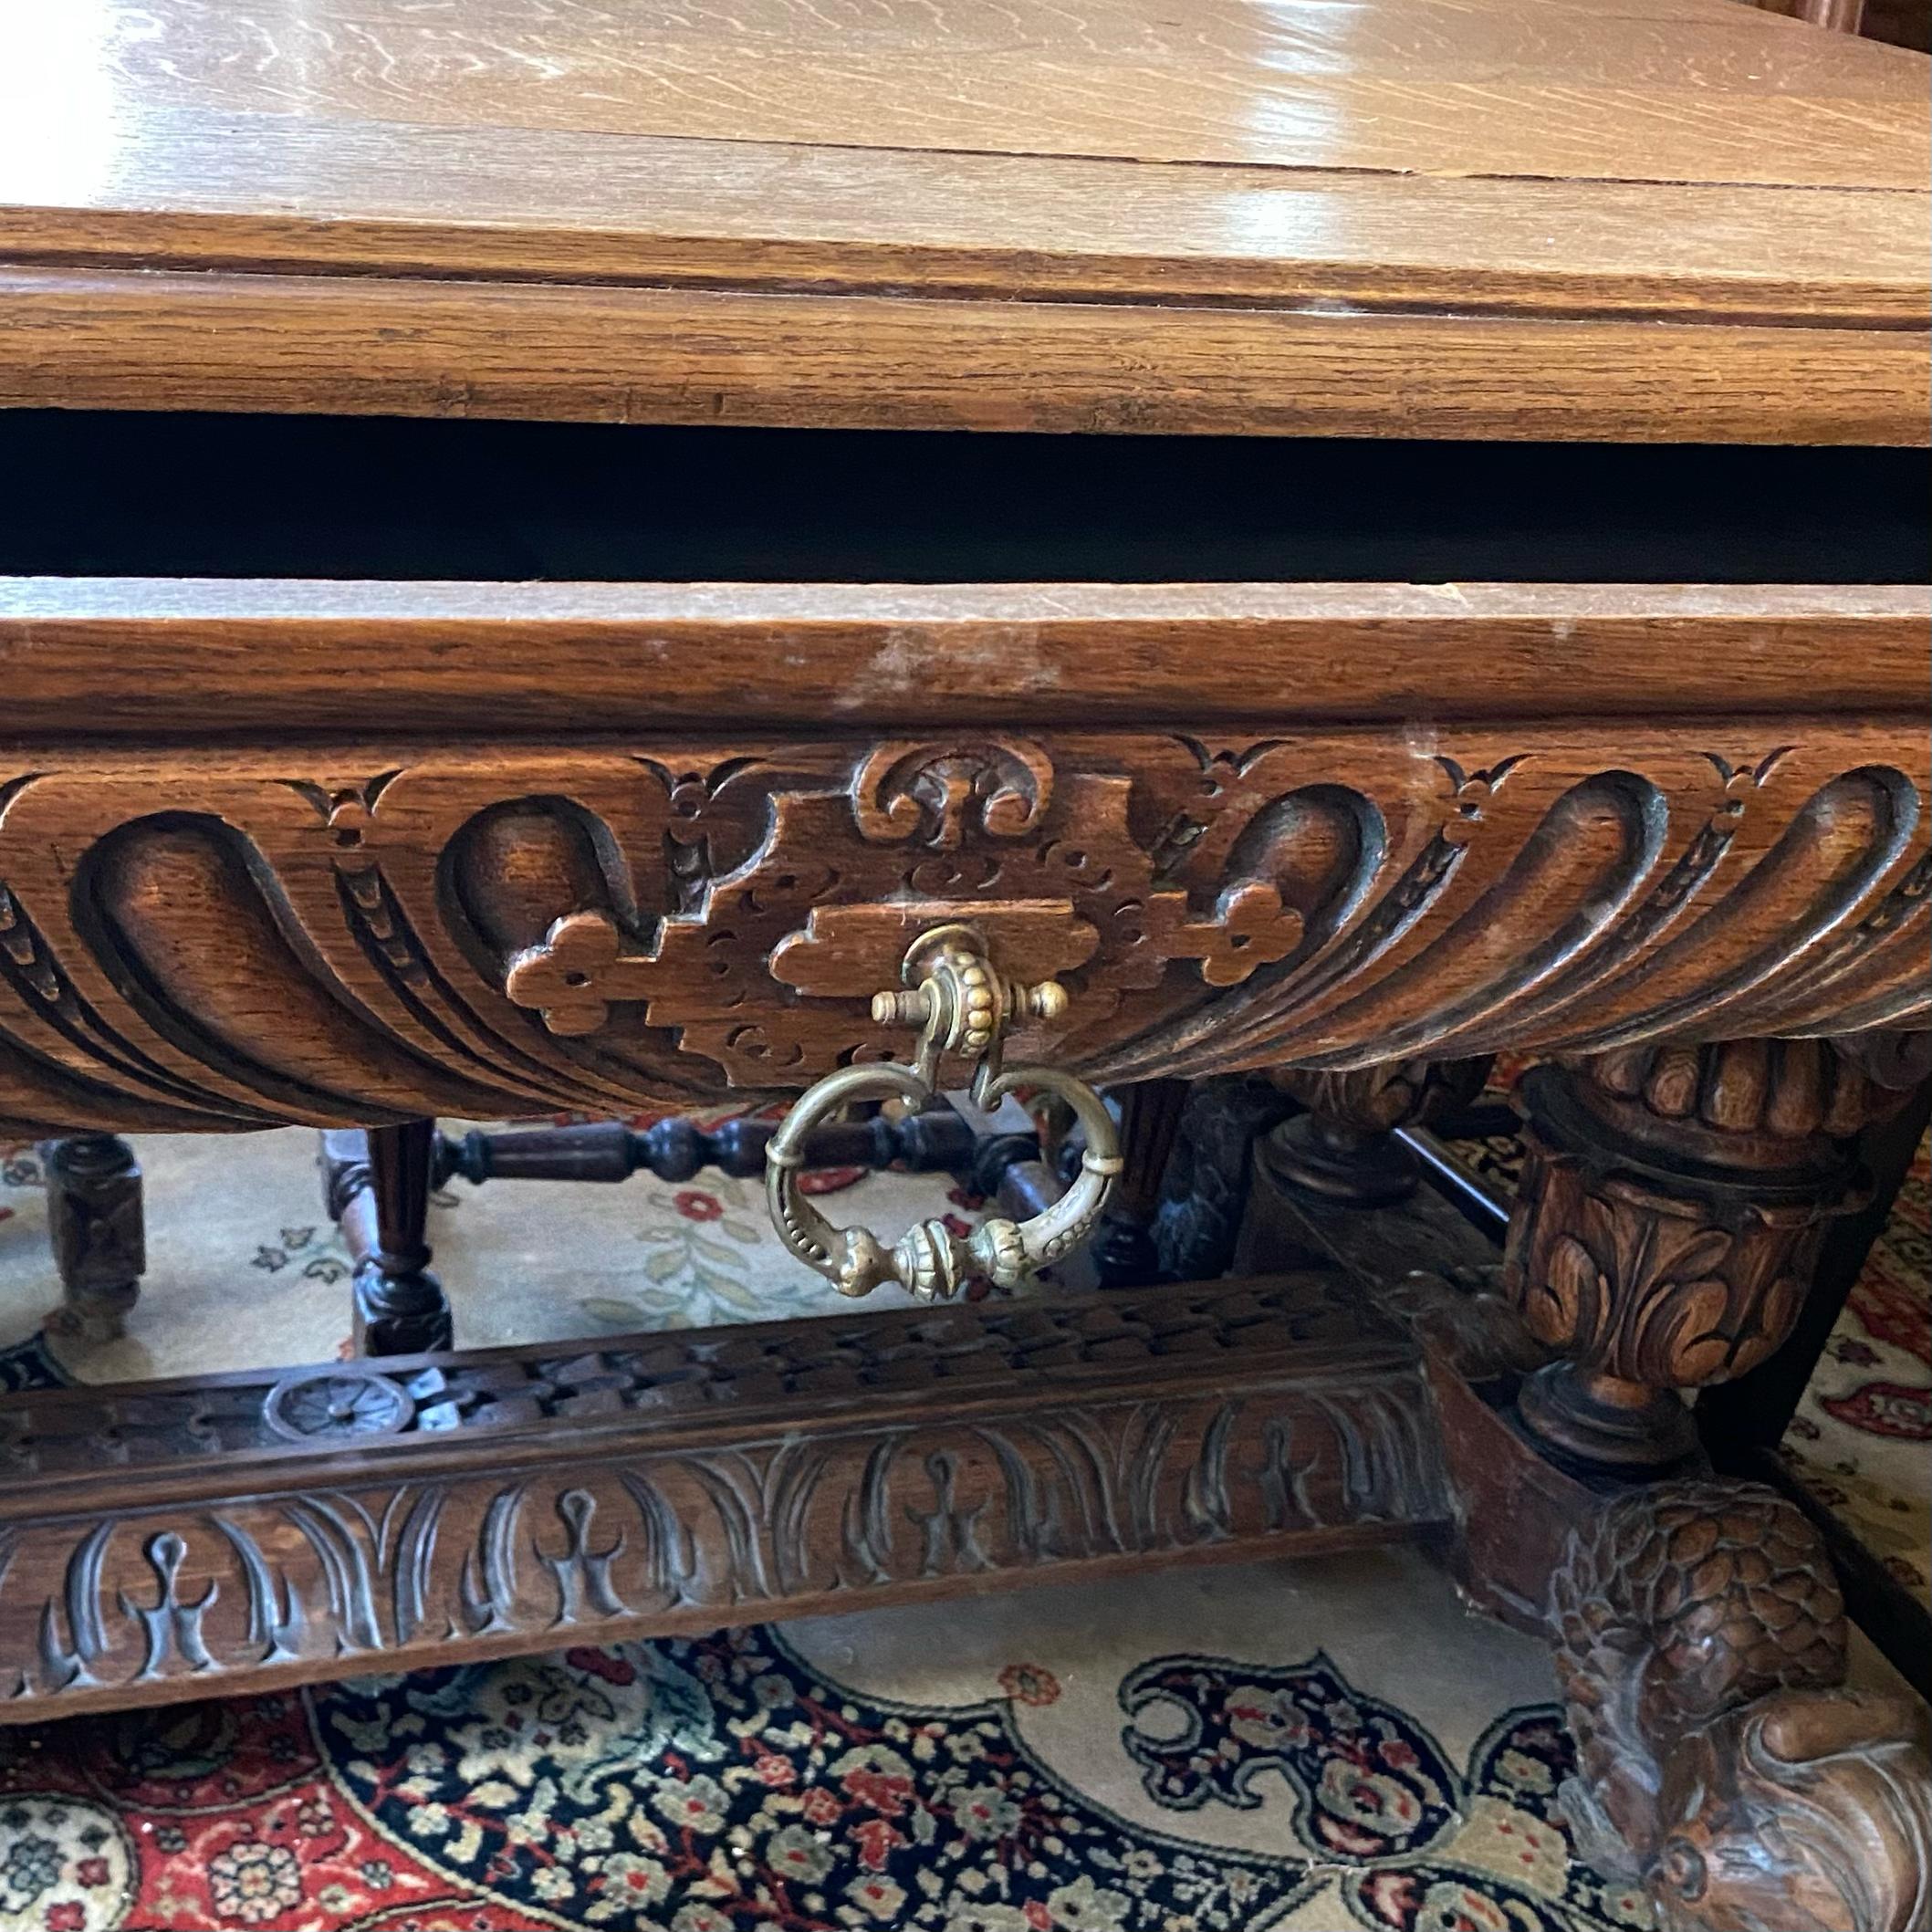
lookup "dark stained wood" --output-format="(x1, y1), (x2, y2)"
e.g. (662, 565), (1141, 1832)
(1243, 1039), (1932, 1715)
(1230, 1029), (1932, 1927)
(1698, 1072), (1932, 1456)
(0, 1274), (1444, 1720)
(436, 1107), (978, 1188)
(37, 1133), (145, 1344)
(1549, 1481), (1931, 1932)
(325, 1123), (454, 1358)
(1226, 1073), (1932, 1931)
(1264, 1059), (1495, 1208)
(1728, 1441), (1932, 1707)
(1152, 1076), (1299, 1284)
(1090, 1079), (1191, 1287)
(0, 3), (1925, 1901)
(1433, 1360), (1932, 1932)
(0, 0), (1924, 440)
(2, 580), (1927, 736)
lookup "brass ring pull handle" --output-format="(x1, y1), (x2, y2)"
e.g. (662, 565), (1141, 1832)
(765, 924), (1123, 1301)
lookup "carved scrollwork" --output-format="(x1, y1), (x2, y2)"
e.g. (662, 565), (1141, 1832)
(3, 724), (1926, 1134)
(851, 737), (1055, 846)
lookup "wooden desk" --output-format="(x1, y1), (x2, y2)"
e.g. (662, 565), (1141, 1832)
(2, 3), (1928, 1924)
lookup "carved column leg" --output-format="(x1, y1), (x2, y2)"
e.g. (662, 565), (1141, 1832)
(39, 1133), (144, 1342)
(1503, 1039), (1910, 1471)
(1257, 1057), (1494, 1210)
(322, 1122), (452, 1356)
(1089, 1079), (1189, 1287)
(1551, 1479), (1931, 1932)
(1145, 1075), (1298, 1284)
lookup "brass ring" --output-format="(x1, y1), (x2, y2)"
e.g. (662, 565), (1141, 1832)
(762, 925), (1119, 1301)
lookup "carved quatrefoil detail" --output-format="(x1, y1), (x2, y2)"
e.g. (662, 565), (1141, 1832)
(504, 910), (627, 1037)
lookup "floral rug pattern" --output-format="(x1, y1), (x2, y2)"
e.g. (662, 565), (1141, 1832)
(1777, 1134), (1932, 1598)
(0, 1123), (980, 1387)
(0, 1606), (1651, 1932)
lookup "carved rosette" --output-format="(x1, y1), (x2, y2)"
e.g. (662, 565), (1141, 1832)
(1503, 1039), (1910, 1468)
(1550, 1481), (1932, 1932)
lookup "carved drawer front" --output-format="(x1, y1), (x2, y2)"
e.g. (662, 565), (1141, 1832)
(1, 582), (1927, 1135)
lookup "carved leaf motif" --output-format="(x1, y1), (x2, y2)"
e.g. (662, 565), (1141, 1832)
(1728, 1273), (1806, 1382)
(5, 732), (1927, 1133)
(1537, 1233), (1606, 1355)
(1646, 1275), (1737, 1386)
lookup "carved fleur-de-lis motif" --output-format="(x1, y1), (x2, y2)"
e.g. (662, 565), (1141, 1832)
(1437, 755), (1525, 848)
(281, 772), (401, 856)
(901, 1449), (994, 1577)
(539, 1489), (628, 1625)
(122, 1530), (217, 1682)
(853, 739), (1053, 850)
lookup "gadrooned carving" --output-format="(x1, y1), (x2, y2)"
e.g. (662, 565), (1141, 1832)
(3, 728), (1926, 1134)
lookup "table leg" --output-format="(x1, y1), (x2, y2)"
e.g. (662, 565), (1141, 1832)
(1089, 1079), (1189, 1287)
(1501, 1041), (1905, 1470)
(1263, 1058), (1494, 1208)
(40, 1133), (144, 1342)
(322, 1121), (452, 1356)
(1491, 1038), (1932, 1930)
(1551, 1478), (1929, 1932)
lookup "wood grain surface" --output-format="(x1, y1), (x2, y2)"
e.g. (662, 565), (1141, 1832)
(4, 0), (1922, 187)
(3, 580), (1926, 736)
(0, 0), (1924, 439)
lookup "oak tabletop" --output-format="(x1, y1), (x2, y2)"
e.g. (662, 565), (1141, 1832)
(1, 0), (1927, 441)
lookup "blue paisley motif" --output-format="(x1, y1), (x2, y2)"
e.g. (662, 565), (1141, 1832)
(1119, 1651), (1460, 1856)
(319, 1628), (1322, 1931)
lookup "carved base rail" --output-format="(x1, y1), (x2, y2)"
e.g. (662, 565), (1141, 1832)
(0, 1275), (1446, 1721)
